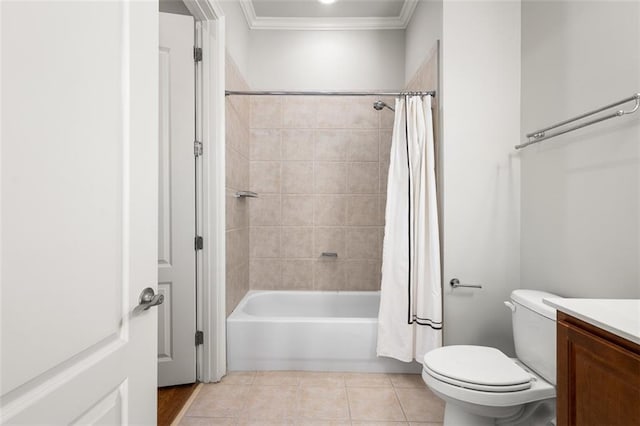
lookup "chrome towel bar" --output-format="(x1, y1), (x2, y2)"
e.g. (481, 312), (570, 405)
(450, 278), (482, 289)
(234, 191), (258, 198)
(321, 252), (338, 258)
(517, 92), (639, 149)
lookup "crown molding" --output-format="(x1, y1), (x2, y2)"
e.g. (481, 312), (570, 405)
(239, 0), (418, 31)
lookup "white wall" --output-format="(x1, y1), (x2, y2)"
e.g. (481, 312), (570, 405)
(405, 0), (442, 83)
(441, 0), (521, 355)
(248, 29), (405, 90)
(219, 0), (251, 78)
(520, 1), (640, 298)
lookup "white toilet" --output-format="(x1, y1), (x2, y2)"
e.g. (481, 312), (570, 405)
(422, 290), (560, 426)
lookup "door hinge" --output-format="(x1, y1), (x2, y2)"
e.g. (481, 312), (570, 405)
(194, 140), (203, 157)
(194, 47), (202, 62)
(194, 236), (203, 251)
(195, 330), (204, 346)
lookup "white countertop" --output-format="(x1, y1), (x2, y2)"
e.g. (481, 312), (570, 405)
(543, 298), (640, 346)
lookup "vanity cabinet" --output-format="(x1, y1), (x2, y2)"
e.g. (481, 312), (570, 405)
(557, 312), (640, 426)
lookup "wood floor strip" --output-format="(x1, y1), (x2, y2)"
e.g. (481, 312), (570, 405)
(157, 382), (198, 426)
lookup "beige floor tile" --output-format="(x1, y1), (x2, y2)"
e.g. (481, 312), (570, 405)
(408, 423), (443, 426)
(237, 418), (294, 426)
(253, 371), (300, 386)
(296, 421), (351, 426)
(297, 386), (350, 420)
(298, 371), (345, 387)
(180, 418), (237, 426)
(244, 385), (298, 420)
(347, 387), (405, 422)
(388, 374), (425, 389)
(351, 422), (409, 426)
(186, 384), (250, 418)
(222, 371), (257, 385)
(345, 373), (392, 387)
(394, 388), (445, 422)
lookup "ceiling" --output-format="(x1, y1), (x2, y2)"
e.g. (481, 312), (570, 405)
(240, 0), (418, 30)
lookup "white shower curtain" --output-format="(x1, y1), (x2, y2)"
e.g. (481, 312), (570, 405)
(377, 95), (442, 363)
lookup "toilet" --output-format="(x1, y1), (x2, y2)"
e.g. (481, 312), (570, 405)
(422, 290), (560, 426)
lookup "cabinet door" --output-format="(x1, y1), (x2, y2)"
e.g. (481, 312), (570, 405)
(557, 317), (640, 426)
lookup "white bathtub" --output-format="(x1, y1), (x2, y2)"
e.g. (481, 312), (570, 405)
(226, 290), (421, 373)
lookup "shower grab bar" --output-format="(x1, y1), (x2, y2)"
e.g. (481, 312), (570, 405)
(450, 278), (482, 289)
(517, 92), (640, 149)
(234, 191), (258, 198)
(321, 252), (338, 258)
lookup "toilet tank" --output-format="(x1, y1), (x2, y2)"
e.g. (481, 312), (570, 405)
(508, 290), (560, 385)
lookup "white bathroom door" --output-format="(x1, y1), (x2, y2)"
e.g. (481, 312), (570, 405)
(1, 1), (158, 424)
(157, 12), (197, 387)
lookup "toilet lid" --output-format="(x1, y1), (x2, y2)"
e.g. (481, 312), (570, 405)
(423, 346), (533, 392)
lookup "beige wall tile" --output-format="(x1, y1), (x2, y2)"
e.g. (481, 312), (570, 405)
(347, 195), (379, 226)
(314, 195), (347, 226)
(282, 195), (314, 226)
(346, 260), (382, 291)
(282, 130), (314, 160)
(379, 106), (396, 129)
(316, 101), (348, 128)
(314, 130), (348, 161)
(281, 227), (313, 258)
(313, 162), (347, 194)
(281, 162), (313, 194)
(348, 162), (379, 194)
(249, 195), (281, 226)
(249, 259), (281, 290)
(314, 227), (346, 258)
(250, 96), (282, 129)
(282, 259), (313, 290)
(346, 227), (380, 259)
(226, 147), (249, 191)
(379, 161), (390, 195)
(250, 227), (280, 258)
(313, 259), (345, 290)
(227, 190), (250, 230)
(379, 130), (393, 162)
(348, 130), (379, 161)
(250, 162), (280, 194)
(282, 97), (316, 128)
(250, 129), (281, 161)
(345, 99), (379, 129)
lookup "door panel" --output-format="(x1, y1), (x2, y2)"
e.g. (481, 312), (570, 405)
(157, 11), (197, 387)
(1, 1), (157, 423)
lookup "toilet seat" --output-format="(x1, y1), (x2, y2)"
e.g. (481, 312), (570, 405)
(423, 346), (533, 392)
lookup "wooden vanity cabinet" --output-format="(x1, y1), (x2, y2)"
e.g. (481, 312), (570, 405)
(557, 311), (640, 426)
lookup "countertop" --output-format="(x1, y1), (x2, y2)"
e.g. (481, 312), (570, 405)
(543, 298), (640, 346)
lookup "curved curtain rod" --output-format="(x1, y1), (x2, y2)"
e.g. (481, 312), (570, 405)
(225, 90), (436, 97)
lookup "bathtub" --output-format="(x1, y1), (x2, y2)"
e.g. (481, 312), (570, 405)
(226, 290), (421, 373)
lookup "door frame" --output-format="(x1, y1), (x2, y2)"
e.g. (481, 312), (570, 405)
(184, 0), (226, 383)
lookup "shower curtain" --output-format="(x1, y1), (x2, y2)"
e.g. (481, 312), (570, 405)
(377, 95), (442, 363)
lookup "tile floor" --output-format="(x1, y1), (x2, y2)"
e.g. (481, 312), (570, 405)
(180, 371), (445, 426)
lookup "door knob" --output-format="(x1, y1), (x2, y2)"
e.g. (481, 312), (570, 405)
(138, 287), (164, 310)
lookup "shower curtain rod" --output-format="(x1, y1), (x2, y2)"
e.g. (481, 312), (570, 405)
(225, 90), (436, 97)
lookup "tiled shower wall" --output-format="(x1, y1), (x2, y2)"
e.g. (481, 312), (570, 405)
(248, 96), (395, 291)
(225, 54), (250, 315)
